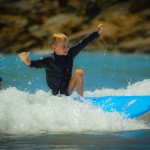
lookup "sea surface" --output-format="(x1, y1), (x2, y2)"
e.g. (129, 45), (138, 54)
(0, 51), (150, 149)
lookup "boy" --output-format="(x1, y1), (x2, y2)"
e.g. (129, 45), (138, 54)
(0, 77), (2, 90)
(19, 24), (103, 96)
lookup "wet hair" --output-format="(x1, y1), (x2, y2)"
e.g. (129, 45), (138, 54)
(50, 33), (68, 45)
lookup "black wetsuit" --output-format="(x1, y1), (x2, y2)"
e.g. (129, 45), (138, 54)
(30, 31), (100, 95)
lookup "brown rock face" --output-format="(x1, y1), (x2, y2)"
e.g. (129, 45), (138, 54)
(0, 0), (150, 54)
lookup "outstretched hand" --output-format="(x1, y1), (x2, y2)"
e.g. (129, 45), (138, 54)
(97, 24), (103, 34)
(19, 52), (30, 61)
(19, 52), (31, 65)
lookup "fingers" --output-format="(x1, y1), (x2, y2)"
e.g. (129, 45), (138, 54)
(18, 52), (30, 61)
(98, 24), (103, 29)
(97, 23), (103, 33)
(97, 23), (103, 28)
(19, 52), (25, 56)
(19, 52), (30, 56)
(27, 52), (30, 56)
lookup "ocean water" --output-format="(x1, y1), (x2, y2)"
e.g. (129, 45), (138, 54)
(0, 51), (150, 149)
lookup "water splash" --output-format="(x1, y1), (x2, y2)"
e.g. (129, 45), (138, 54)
(0, 80), (149, 135)
(100, 36), (108, 55)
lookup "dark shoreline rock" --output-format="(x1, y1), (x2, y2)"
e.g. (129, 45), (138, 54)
(0, 0), (149, 54)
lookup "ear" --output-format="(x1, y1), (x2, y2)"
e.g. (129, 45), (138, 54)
(52, 44), (56, 49)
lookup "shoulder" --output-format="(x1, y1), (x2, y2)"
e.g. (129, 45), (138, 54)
(42, 53), (55, 61)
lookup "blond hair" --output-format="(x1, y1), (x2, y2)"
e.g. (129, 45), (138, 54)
(50, 33), (68, 45)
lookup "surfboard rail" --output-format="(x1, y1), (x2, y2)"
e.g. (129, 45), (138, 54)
(84, 96), (150, 118)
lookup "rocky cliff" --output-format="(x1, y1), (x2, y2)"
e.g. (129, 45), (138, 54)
(0, 0), (149, 54)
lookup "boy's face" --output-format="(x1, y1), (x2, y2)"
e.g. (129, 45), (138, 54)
(52, 39), (69, 56)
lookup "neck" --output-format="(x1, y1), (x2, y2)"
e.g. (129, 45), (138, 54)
(54, 52), (61, 55)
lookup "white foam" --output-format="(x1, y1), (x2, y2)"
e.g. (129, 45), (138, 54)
(84, 79), (150, 97)
(0, 80), (149, 135)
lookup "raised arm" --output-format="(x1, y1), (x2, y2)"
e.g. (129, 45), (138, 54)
(69, 24), (103, 58)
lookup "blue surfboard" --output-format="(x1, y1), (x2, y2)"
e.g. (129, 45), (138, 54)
(84, 96), (150, 118)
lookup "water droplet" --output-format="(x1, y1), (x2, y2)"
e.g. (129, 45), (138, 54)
(28, 82), (32, 85)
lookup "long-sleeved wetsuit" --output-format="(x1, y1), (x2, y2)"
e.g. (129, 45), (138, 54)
(30, 31), (100, 95)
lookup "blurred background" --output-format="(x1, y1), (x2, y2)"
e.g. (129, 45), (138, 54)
(0, 2), (150, 148)
(0, 0), (150, 54)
